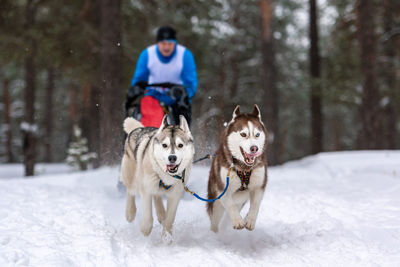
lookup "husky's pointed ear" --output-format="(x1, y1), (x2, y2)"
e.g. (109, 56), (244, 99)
(252, 104), (261, 120)
(179, 115), (190, 133)
(232, 105), (241, 120)
(158, 115), (169, 131)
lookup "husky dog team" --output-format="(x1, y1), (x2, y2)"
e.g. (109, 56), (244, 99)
(120, 104), (268, 239)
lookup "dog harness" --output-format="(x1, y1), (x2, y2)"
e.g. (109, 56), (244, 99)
(159, 170), (186, 191)
(159, 179), (172, 190)
(236, 170), (252, 191)
(231, 156), (253, 191)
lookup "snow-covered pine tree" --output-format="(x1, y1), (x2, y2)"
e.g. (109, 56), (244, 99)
(66, 124), (96, 171)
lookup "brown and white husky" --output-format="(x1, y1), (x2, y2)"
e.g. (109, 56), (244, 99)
(207, 104), (268, 232)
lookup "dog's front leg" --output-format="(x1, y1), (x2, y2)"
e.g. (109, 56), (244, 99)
(154, 196), (165, 224)
(140, 192), (153, 236)
(244, 188), (264, 231)
(162, 193), (181, 235)
(125, 193), (136, 222)
(220, 194), (245, 230)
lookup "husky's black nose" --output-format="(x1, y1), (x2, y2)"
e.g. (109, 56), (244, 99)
(250, 146), (258, 153)
(168, 155), (177, 163)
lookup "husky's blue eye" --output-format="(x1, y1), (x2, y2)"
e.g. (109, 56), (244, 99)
(178, 144), (183, 148)
(162, 144), (168, 148)
(255, 133), (260, 137)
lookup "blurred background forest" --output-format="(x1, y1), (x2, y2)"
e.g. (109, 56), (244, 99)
(0, 0), (399, 176)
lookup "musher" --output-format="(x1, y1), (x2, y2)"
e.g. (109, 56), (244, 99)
(126, 25), (198, 127)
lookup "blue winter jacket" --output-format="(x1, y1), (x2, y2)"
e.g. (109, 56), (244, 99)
(130, 43), (198, 105)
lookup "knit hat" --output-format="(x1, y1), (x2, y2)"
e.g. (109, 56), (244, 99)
(156, 26), (177, 42)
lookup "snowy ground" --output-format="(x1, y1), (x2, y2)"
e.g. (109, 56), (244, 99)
(1, 151), (399, 267)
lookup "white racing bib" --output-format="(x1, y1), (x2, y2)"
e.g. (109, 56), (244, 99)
(147, 44), (185, 92)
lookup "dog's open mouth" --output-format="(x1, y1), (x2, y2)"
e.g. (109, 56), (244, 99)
(166, 164), (180, 174)
(240, 147), (260, 166)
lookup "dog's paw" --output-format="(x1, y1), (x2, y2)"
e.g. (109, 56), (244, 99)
(210, 225), (219, 233)
(125, 209), (136, 223)
(162, 228), (174, 244)
(244, 215), (256, 231)
(156, 212), (165, 225)
(125, 196), (136, 223)
(140, 222), (153, 236)
(126, 213), (135, 223)
(232, 218), (245, 230)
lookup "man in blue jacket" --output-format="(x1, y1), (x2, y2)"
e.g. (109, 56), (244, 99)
(128, 26), (198, 127)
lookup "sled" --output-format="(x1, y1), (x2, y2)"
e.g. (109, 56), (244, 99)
(125, 82), (191, 126)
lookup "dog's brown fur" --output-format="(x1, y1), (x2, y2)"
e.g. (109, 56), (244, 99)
(207, 105), (268, 232)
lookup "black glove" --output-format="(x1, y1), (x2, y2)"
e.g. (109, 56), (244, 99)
(128, 81), (147, 98)
(167, 85), (189, 109)
(126, 81), (147, 109)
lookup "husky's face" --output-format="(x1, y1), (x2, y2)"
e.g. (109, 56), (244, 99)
(154, 115), (194, 175)
(227, 105), (267, 166)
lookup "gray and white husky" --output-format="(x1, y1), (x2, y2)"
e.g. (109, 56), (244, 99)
(207, 105), (268, 232)
(120, 115), (194, 238)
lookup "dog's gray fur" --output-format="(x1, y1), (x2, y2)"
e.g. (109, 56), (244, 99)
(120, 115), (194, 238)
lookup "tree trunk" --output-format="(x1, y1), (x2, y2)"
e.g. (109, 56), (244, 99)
(260, 0), (281, 165)
(382, 0), (397, 149)
(217, 48), (227, 135)
(333, 117), (343, 151)
(90, 86), (101, 168)
(356, 0), (381, 149)
(23, 0), (37, 176)
(99, 0), (123, 165)
(80, 0), (101, 167)
(229, 54), (240, 100)
(309, 0), (323, 154)
(67, 85), (80, 160)
(229, 4), (242, 100)
(80, 83), (100, 167)
(69, 87), (78, 126)
(44, 68), (55, 162)
(80, 82), (92, 146)
(3, 79), (14, 163)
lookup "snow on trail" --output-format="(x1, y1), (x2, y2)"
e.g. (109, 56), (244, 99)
(0, 151), (399, 267)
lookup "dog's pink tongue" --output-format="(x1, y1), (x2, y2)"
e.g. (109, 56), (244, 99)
(166, 164), (176, 171)
(250, 151), (263, 158)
